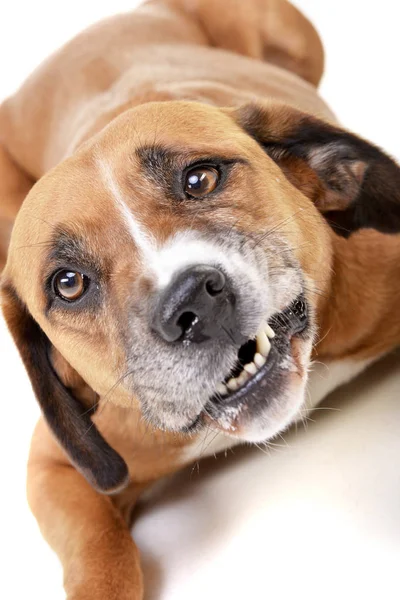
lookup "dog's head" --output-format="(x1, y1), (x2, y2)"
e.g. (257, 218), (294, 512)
(2, 101), (400, 492)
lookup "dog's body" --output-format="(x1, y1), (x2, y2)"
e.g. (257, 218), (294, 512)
(1, 1), (400, 598)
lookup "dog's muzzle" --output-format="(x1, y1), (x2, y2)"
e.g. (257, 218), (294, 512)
(148, 261), (311, 439)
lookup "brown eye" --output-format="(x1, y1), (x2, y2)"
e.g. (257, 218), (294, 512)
(184, 166), (220, 198)
(54, 271), (88, 301)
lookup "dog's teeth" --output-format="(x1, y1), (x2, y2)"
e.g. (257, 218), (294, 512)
(256, 331), (271, 357)
(227, 378), (239, 391)
(216, 383), (228, 396)
(265, 324), (275, 339)
(244, 362), (257, 375)
(254, 353), (266, 368)
(221, 355), (266, 396)
(221, 327), (274, 395)
(237, 371), (249, 386)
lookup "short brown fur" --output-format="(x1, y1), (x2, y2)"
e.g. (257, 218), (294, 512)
(1, 1), (400, 598)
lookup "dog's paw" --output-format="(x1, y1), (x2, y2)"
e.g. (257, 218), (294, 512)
(67, 575), (143, 600)
(68, 589), (143, 600)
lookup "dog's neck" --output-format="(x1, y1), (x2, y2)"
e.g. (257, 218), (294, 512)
(317, 230), (400, 361)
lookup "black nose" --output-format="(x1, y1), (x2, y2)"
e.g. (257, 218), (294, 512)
(152, 265), (237, 343)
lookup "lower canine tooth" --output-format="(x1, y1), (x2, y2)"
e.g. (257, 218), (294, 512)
(265, 324), (275, 338)
(216, 383), (228, 396)
(227, 378), (239, 391)
(256, 332), (271, 357)
(244, 362), (257, 375)
(254, 353), (266, 368)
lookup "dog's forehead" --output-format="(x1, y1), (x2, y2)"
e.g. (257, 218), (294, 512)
(94, 101), (250, 155)
(5, 100), (292, 307)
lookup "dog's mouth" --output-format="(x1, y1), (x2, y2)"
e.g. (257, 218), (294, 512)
(186, 294), (309, 434)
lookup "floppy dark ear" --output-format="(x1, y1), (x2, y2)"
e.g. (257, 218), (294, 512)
(1, 282), (129, 494)
(237, 103), (400, 237)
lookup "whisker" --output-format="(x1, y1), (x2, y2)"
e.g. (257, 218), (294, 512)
(198, 430), (221, 461)
(14, 241), (54, 251)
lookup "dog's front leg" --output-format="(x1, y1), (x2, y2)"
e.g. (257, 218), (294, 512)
(27, 420), (144, 600)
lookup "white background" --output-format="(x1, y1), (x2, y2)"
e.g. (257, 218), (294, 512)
(0, 2), (399, 599)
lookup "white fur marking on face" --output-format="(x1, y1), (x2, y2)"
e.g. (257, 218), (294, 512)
(151, 231), (264, 291)
(98, 159), (158, 263)
(97, 161), (264, 293)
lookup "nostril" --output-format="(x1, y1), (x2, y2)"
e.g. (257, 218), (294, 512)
(205, 272), (226, 296)
(177, 311), (198, 335)
(206, 280), (222, 296)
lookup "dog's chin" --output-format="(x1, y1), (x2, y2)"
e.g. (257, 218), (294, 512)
(183, 294), (314, 443)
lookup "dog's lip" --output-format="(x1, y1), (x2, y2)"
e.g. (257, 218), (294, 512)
(185, 343), (280, 434)
(184, 294), (309, 434)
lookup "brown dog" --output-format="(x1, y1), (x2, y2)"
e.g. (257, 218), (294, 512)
(1, 0), (400, 598)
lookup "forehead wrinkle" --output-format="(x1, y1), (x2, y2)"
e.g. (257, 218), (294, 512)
(97, 157), (158, 264)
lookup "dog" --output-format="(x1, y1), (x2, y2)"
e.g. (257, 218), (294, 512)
(1, 0), (400, 598)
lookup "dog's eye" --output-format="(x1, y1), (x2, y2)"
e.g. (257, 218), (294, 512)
(53, 270), (89, 301)
(184, 166), (219, 198)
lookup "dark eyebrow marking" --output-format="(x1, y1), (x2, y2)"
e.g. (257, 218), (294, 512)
(46, 228), (100, 275)
(136, 144), (178, 173)
(135, 145), (184, 188)
(49, 229), (88, 264)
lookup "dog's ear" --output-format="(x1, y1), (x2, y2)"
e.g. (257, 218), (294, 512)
(0, 143), (34, 271)
(1, 282), (129, 494)
(236, 103), (400, 237)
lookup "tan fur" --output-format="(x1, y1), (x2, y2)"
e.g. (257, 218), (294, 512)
(0, 145), (34, 271)
(319, 231), (400, 361)
(0, 1), (399, 598)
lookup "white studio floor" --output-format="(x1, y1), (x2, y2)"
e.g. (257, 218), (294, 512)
(1, 2), (400, 599)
